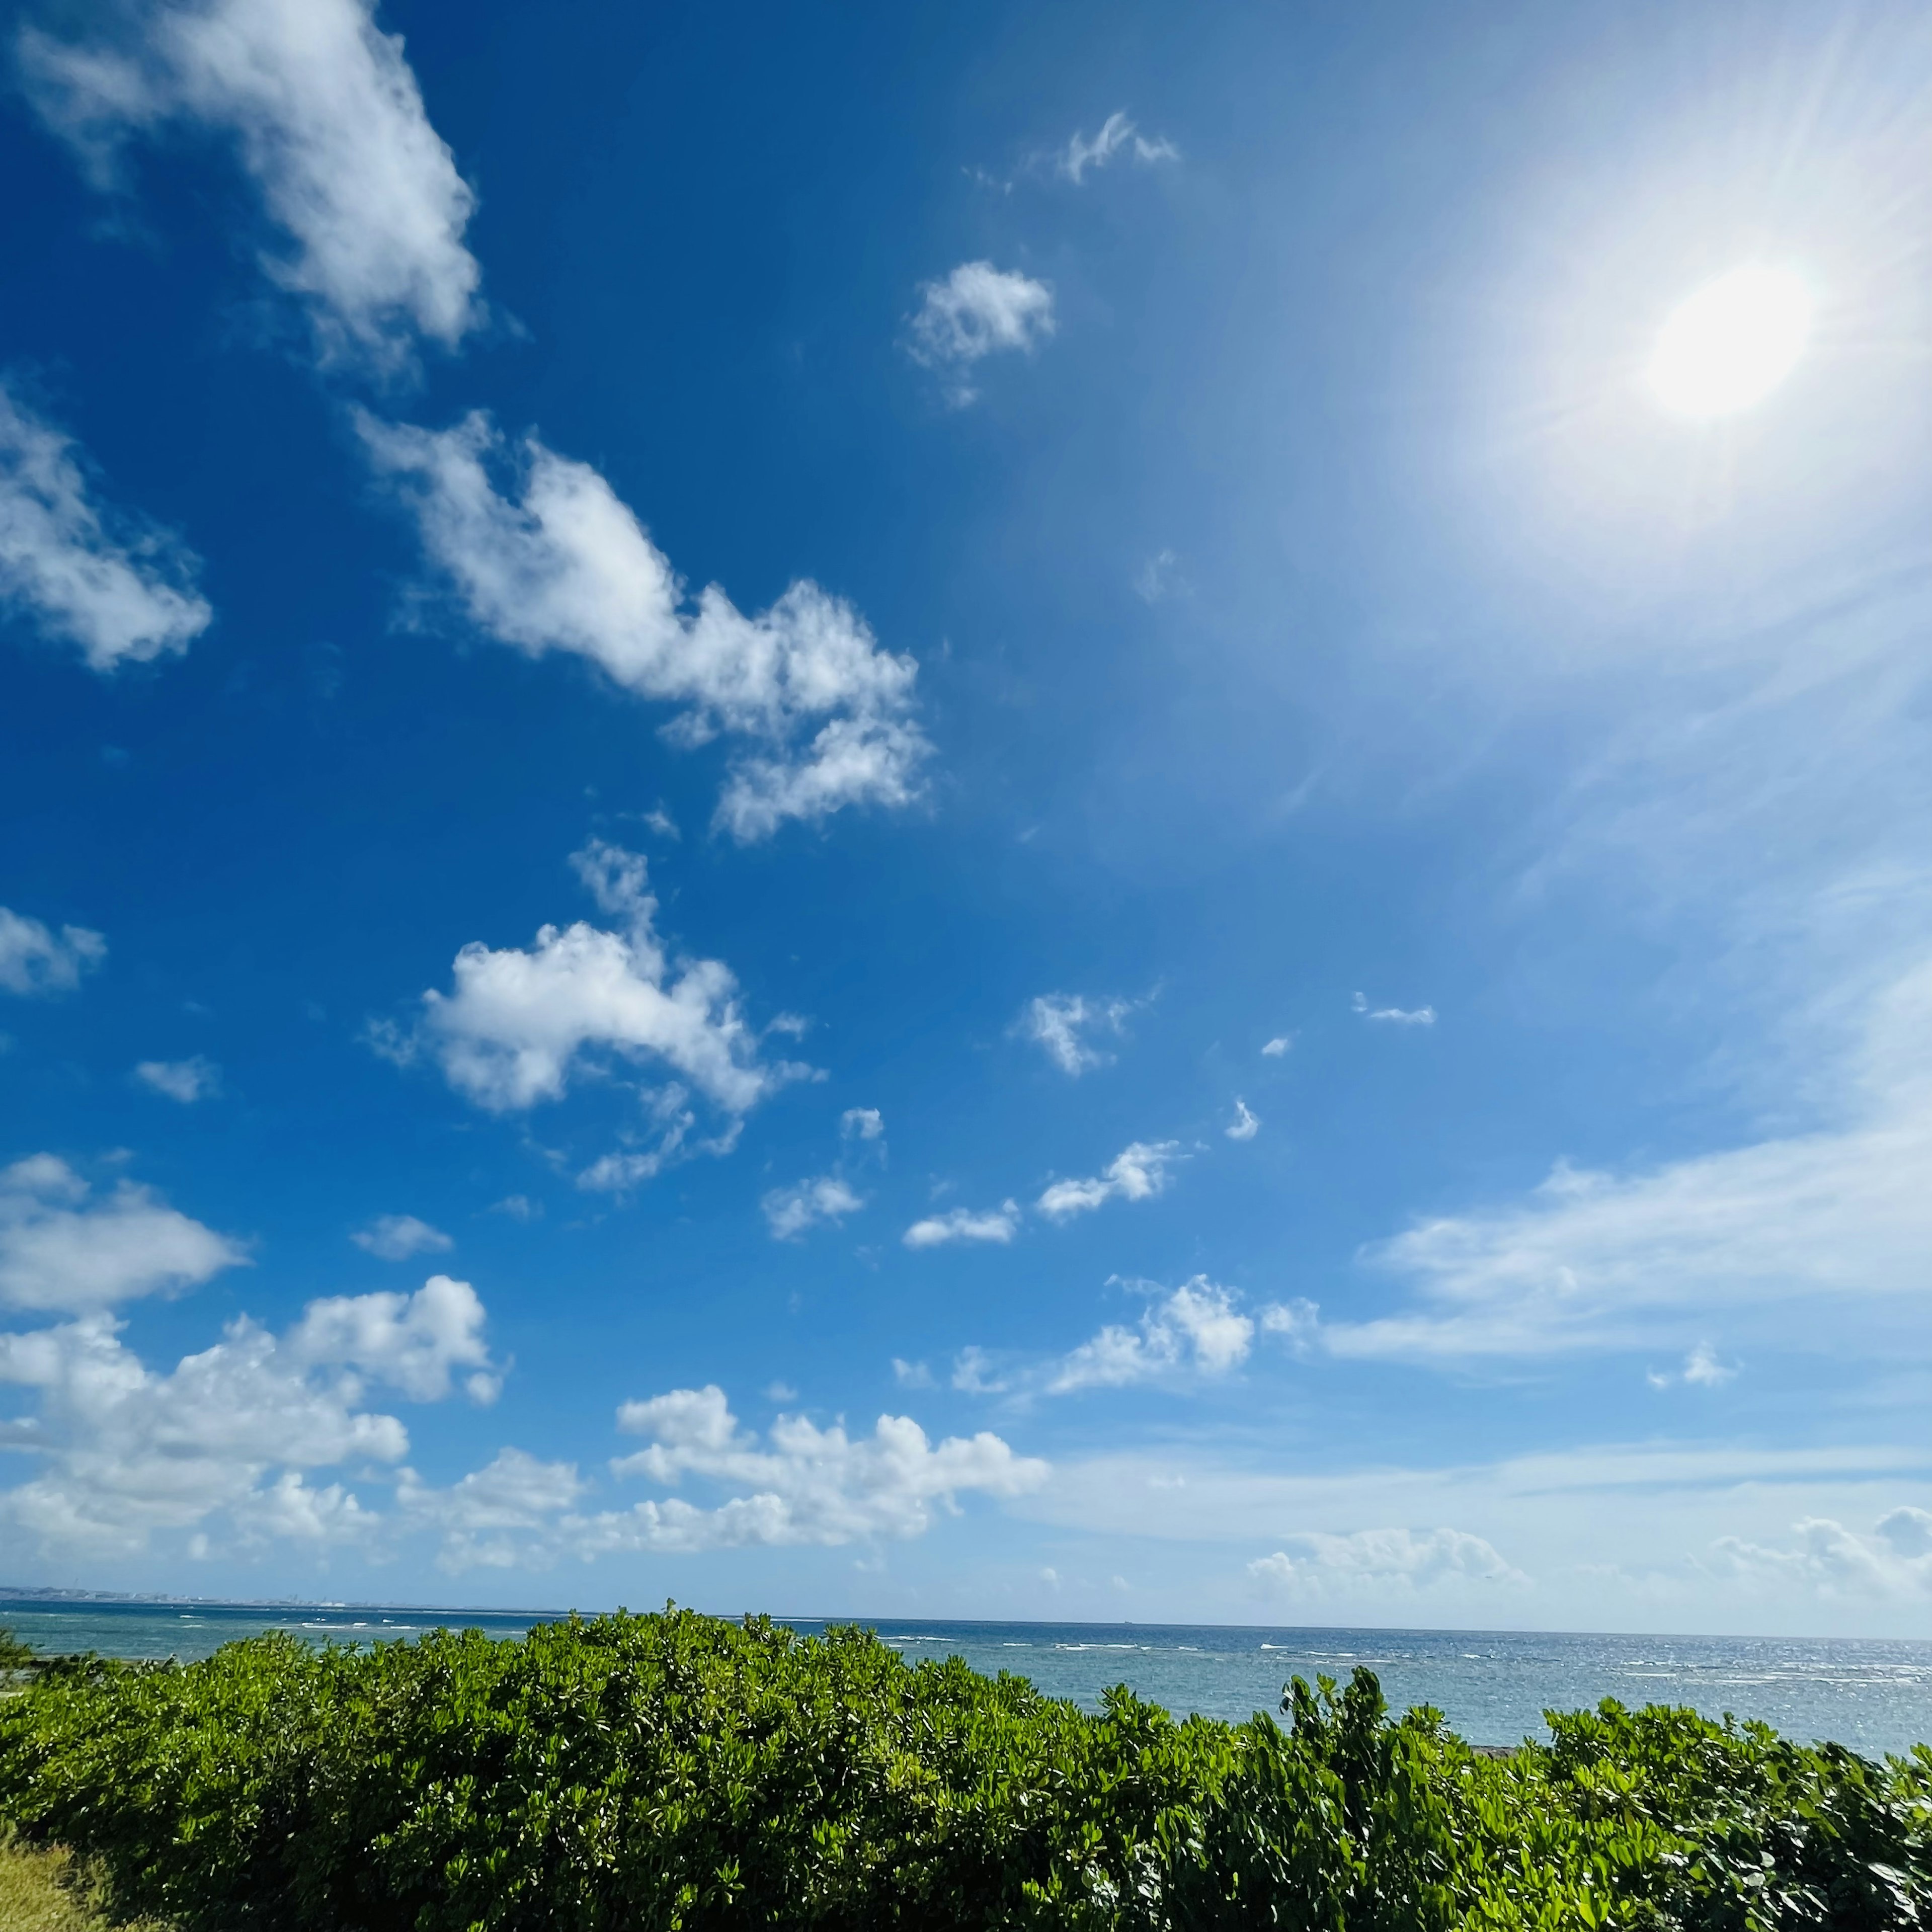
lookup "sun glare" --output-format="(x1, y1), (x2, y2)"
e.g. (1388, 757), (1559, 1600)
(1647, 266), (1811, 418)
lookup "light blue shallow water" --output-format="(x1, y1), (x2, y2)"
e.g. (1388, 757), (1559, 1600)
(7, 1597), (1931, 1758)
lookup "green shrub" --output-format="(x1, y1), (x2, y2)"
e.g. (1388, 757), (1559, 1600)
(2, 1609), (1929, 1930)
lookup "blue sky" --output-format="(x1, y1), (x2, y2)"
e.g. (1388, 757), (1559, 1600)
(3, 0), (1931, 1634)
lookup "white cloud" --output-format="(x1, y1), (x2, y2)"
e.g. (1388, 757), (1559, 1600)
(1260, 1035), (1293, 1057)
(357, 414), (928, 837)
(1259, 1298), (1321, 1351)
(21, 0), (484, 367)
(1035, 1140), (1179, 1220)
(907, 262), (1055, 406)
(1353, 991), (1436, 1026)
(397, 1449), (587, 1571)
(0, 906), (106, 995)
(579, 1384), (1047, 1554)
(133, 1055), (219, 1103)
(1048, 1277), (1254, 1393)
(891, 1357), (933, 1388)
(950, 1345), (1007, 1395)
(1331, 963), (1932, 1366)
(1132, 549), (1181, 604)
(903, 1201), (1019, 1248)
(0, 1155), (245, 1314)
(1682, 1342), (1736, 1387)
(1225, 1098), (1260, 1141)
(762, 1175), (863, 1241)
(0, 1275), (492, 1556)
(1058, 112), (1179, 184)
(1708, 1512), (1932, 1601)
(0, 384), (210, 672)
(1017, 992), (1138, 1075)
(289, 1273), (499, 1403)
(1249, 1527), (1524, 1597)
(383, 843), (803, 1155)
(840, 1106), (884, 1141)
(351, 1213), (452, 1261)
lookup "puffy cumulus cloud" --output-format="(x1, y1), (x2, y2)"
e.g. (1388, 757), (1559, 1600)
(0, 1155), (246, 1314)
(351, 1213), (452, 1261)
(762, 1175), (863, 1241)
(1225, 1099), (1260, 1142)
(1057, 111), (1179, 184)
(0, 906), (106, 996)
(904, 1201), (1019, 1249)
(1036, 1140), (1179, 1221)
(840, 1106), (884, 1142)
(1708, 1511), (1932, 1600)
(907, 262), (1055, 406)
(289, 1272), (500, 1402)
(0, 1275), (500, 1556)
(357, 415), (928, 838)
(0, 385), (210, 672)
(1249, 1527), (1525, 1596)
(21, 0), (482, 367)
(1016, 992), (1138, 1076)
(1048, 1277), (1254, 1394)
(380, 843), (805, 1171)
(1352, 992), (1435, 1026)
(583, 1384), (1048, 1555)
(134, 1055), (219, 1103)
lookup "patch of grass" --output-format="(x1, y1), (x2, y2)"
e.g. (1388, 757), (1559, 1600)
(0, 1835), (115, 1932)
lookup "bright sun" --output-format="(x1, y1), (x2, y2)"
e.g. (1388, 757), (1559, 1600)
(1647, 265), (1812, 418)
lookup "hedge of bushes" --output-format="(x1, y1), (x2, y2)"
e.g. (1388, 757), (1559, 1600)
(3, 1607), (1930, 1929)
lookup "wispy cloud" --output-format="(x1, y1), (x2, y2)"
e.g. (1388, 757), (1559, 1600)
(1353, 991), (1435, 1026)
(1225, 1099), (1260, 1142)
(1036, 1141), (1180, 1221)
(907, 262), (1054, 407)
(0, 384), (209, 671)
(762, 1175), (864, 1242)
(904, 1201), (1019, 1249)
(0, 906), (106, 996)
(352, 1213), (452, 1261)
(133, 1056), (220, 1103)
(1016, 991), (1141, 1075)
(1058, 111), (1179, 185)
(1048, 1278), (1254, 1393)
(22, 0), (484, 369)
(358, 413), (928, 837)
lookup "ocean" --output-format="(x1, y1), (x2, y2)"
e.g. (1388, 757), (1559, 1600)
(6, 1597), (1931, 1759)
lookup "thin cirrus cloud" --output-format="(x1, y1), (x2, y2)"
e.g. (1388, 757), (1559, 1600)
(0, 1275), (499, 1557)
(356, 412), (930, 839)
(903, 1201), (1019, 1249)
(0, 384), (210, 672)
(21, 0), (485, 369)
(0, 905), (106, 996)
(907, 262), (1055, 407)
(1057, 111), (1179, 184)
(762, 1176), (864, 1242)
(134, 1056), (220, 1103)
(1016, 991), (1138, 1076)
(0, 1154), (246, 1315)
(373, 842), (808, 1183)
(1035, 1140), (1180, 1221)
(351, 1213), (453, 1262)
(1327, 961), (1932, 1367)
(1353, 991), (1435, 1026)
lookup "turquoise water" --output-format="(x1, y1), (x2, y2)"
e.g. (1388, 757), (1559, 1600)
(7, 1597), (1931, 1757)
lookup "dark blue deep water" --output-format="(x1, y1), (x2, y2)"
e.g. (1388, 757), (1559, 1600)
(8, 1597), (1931, 1757)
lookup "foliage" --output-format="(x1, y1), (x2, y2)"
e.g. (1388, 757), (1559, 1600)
(3, 1609), (1930, 1930)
